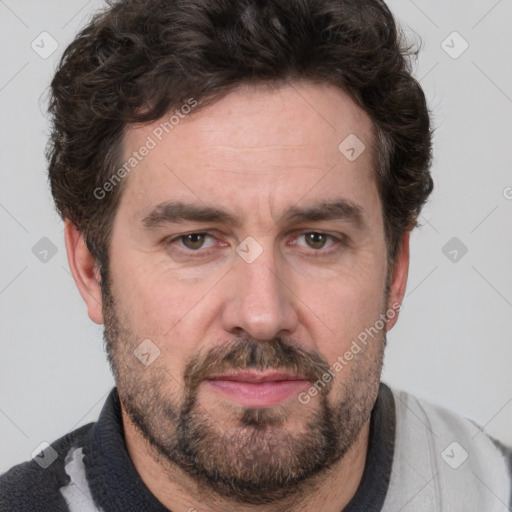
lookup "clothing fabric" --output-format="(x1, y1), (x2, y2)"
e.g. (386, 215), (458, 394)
(1, 383), (511, 511)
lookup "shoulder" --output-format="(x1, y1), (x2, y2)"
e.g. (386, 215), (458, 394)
(0, 423), (94, 512)
(383, 385), (512, 512)
(391, 387), (512, 461)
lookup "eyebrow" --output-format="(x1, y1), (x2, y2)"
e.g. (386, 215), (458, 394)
(141, 199), (367, 231)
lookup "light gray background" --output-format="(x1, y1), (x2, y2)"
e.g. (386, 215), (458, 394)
(1, 0), (511, 473)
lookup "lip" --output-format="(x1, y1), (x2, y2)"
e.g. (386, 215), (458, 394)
(208, 370), (306, 383)
(206, 370), (310, 408)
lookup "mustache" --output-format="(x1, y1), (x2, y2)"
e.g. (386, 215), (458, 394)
(183, 336), (333, 396)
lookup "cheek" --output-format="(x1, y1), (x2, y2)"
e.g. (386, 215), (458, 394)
(108, 260), (211, 377)
(109, 250), (189, 335)
(303, 266), (387, 361)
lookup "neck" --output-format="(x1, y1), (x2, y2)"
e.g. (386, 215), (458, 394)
(122, 408), (371, 512)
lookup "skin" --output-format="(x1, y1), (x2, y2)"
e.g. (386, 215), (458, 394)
(65, 80), (410, 512)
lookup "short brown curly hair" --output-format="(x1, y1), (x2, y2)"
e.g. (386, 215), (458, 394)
(47, 0), (433, 282)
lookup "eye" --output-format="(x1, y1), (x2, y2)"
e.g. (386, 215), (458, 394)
(295, 232), (338, 250)
(174, 233), (216, 250)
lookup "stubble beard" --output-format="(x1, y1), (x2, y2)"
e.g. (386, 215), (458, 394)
(100, 277), (386, 505)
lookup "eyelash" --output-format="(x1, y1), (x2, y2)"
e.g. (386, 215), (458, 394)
(165, 231), (346, 258)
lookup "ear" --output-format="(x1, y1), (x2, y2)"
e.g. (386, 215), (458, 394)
(64, 219), (104, 325)
(385, 230), (410, 331)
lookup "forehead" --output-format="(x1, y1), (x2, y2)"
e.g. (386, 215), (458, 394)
(117, 80), (378, 227)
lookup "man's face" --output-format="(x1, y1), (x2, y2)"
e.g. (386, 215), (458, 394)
(101, 81), (399, 503)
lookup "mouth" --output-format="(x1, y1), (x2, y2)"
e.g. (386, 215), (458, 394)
(205, 370), (311, 408)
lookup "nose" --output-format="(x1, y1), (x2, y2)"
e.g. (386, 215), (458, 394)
(220, 248), (299, 341)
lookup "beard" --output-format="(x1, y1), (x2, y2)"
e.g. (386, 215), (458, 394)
(100, 274), (386, 505)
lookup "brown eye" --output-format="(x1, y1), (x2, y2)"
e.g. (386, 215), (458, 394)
(181, 233), (207, 250)
(304, 232), (329, 249)
(165, 232), (223, 259)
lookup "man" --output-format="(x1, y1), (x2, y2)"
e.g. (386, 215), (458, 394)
(1, 0), (511, 510)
